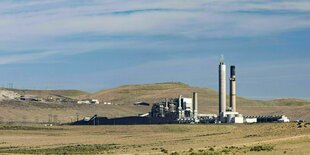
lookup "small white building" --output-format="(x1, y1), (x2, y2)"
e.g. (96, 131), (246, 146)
(233, 116), (244, 124)
(220, 112), (244, 123)
(103, 102), (112, 105)
(91, 99), (100, 104)
(278, 115), (290, 123)
(182, 97), (193, 111)
(77, 99), (100, 105)
(245, 117), (257, 123)
(83, 117), (91, 121)
(77, 100), (91, 104)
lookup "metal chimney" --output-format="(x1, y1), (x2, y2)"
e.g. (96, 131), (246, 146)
(192, 92), (198, 119)
(178, 95), (183, 119)
(230, 65), (236, 112)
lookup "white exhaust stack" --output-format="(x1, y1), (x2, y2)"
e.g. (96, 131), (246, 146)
(219, 55), (226, 115)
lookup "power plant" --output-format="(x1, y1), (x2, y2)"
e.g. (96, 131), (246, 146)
(218, 56), (243, 123)
(72, 56), (290, 125)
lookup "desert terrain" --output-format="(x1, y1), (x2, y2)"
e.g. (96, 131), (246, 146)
(0, 123), (309, 154)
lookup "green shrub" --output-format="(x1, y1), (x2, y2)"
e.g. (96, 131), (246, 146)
(161, 148), (168, 154)
(0, 144), (119, 154)
(170, 152), (179, 155)
(250, 144), (274, 152)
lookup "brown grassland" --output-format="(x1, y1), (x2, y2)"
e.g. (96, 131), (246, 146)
(0, 123), (309, 154)
(1, 83), (310, 123)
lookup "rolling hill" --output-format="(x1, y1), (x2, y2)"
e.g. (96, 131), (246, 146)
(2, 88), (89, 98)
(85, 82), (310, 107)
(0, 82), (309, 123)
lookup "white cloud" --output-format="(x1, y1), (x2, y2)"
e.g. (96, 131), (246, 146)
(0, 0), (309, 64)
(0, 51), (61, 65)
(1, 0), (309, 39)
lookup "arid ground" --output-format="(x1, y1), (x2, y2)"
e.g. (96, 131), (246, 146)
(0, 123), (309, 154)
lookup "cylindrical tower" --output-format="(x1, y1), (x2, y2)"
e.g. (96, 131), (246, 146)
(219, 59), (226, 115)
(178, 95), (183, 119)
(192, 92), (198, 119)
(230, 65), (236, 112)
(164, 98), (169, 112)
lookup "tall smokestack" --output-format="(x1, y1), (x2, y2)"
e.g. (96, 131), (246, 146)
(219, 55), (226, 115)
(230, 65), (236, 112)
(178, 95), (182, 119)
(165, 98), (169, 111)
(192, 92), (198, 119)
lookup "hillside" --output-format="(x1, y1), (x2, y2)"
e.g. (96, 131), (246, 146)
(2, 88), (89, 99)
(85, 82), (254, 105)
(0, 82), (309, 123)
(85, 82), (310, 107)
(84, 82), (310, 120)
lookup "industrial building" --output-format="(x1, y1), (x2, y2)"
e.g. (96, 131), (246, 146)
(72, 56), (290, 125)
(149, 92), (202, 124)
(77, 99), (100, 104)
(215, 56), (289, 124)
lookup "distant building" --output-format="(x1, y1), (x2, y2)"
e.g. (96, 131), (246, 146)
(91, 99), (100, 104)
(219, 112), (243, 123)
(77, 100), (91, 104)
(245, 117), (257, 123)
(77, 99), (100, 105)
(245, 115), (290, 123)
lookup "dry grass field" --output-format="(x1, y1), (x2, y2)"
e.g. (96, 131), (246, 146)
(0, 123), (309, 154)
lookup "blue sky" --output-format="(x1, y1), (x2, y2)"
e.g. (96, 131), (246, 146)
(0, 0), (309, 100)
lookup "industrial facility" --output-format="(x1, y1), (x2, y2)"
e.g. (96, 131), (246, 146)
(72, 57), (290, 125)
